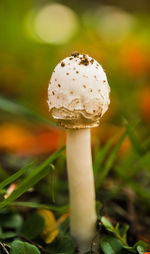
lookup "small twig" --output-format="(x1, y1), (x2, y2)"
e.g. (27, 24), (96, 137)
(0, 242), (10, 254)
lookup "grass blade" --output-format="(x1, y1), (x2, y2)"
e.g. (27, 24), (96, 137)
(93, 137), (114, 175)
(0, 146), (65, 209)
(96, 130), (127, 189)
(0, 161), (35, 192)
(126, 125), (145, 155)
(128, 181), (150, 207)
(0, 165), (9, 180)
(13, 201), (69, 213)
(114, 150), (139, 180)
(0, 97), (56, 127)
(115, 136), (150, 181)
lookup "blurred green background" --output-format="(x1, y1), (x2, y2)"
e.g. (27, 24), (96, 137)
(0, 0), (150, 248)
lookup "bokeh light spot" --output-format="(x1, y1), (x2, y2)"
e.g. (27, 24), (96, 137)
(34, 3), (79, 44)
(96, 6), (135, 43)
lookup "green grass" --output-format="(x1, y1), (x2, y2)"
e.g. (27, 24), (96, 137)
(0, 98), (150, 253)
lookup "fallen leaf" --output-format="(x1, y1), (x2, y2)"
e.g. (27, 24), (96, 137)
(37, 209), (69, 244)
(37, 209), (59, 244)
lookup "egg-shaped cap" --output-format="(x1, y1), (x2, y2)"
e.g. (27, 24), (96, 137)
(48, 52), (110, 129)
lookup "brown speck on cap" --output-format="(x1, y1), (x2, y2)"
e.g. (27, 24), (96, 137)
(70, 91), (74, 95)
(52, 91), (55, 95)
(55, 78), (57, 81)
(76, 71), (79, 74)
(69, 57), (73, 60)
(58, 84), (61, 87)
(78, 54), (90, 66)
(83, 85), (86, 88)
(61, 62), (65, 67)
(90, 59), (94, 64)
(103, 80), (106, 83)
(83, 75), (88, 78)
(66, 73), (69, 75)
(93, 110), (96, 113)
(57, 96), (60, 99)
(71, 51), (79, 57)
(79, 58), (89, 66)
(90, 89), (93, 92)
(94, 75), (96, 79)
(72, 78), (75, 81)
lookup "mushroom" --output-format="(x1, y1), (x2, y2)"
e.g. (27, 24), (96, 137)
(47, 53), (110, 253)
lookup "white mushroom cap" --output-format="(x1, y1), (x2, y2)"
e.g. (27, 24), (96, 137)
(48, 52), (110, 128)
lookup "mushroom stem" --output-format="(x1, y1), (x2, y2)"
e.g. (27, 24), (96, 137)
(66, 129), (97, 253)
